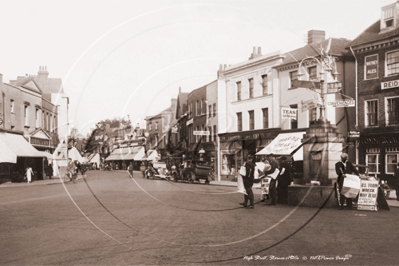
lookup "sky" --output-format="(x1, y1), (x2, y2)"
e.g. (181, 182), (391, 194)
(0, 0), (393, 136)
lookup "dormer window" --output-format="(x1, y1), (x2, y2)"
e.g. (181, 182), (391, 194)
(381, 6), (395, 30)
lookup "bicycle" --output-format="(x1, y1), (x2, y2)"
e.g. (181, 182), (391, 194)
(64, 171), (78, 184)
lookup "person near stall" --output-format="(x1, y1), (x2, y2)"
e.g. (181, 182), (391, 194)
(277, 156), (291, 204)
(239, 155), (255, 209)
(335, 153), (359, 210)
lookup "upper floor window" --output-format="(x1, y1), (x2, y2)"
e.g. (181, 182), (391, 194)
(196, 100), (200, 116)
(50, 114), (53, 132)
(386, 50), (399, 76)
(10, 100), (15, 113)
(24, 105), (28, 126)
(290, 71), (298, 88)
(213, 125), (217, 141)
(262, 108), (269, 129)
(149, 123), (152, 131)
(213, 103), (216, 116)
(155, 121), (158, 130)
(47, 113), (50, 131)
(249, 110), (254, 130)
(262, 75), (268, 95)
(237, 82), (241, 101)
(208, 105), (212, 118)
(202, 99), (206, 115)
(36, 109), (40, 128)
(290, 104), (298, 129)
(54, 116), (57, 132)
(248, 78), (254, 98)
(366, 100), (378, 126)
(386, 96), (399, 125)
(308, 66), (317, 81)
(237, 112), (242, 131)
(382, 8), (394, 29)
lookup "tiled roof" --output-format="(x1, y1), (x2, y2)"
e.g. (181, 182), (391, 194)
(347, 20), (399, 48)
(280, 38), (352, 67)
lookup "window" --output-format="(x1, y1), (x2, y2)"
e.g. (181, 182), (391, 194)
(24, 105), (28, 126)
(237, 82), (241, 101)
(196, 100), (200, 116)
(10, 100), (14, 113)
(54, 116), (57, 132)
(262, 75), (268, 95)
(42, 110), (45, 129)
(262, 108), (269, 129)
(47, 113), (49, 131)
(213, 125), (217, 141)
(383, 8), (394, 28)
(366, 100), (378, 126)
(366, 153), (380, 174)
(149, 123), (152, 131)
(213, 103), (216, 116)
(155, 122), (158, 130)
(196, 126), (200, 142)
(386, 50), (399, 76)
(249, 110), (254, 130)
(290, 104), (298, 129)
(209, 105), (212, 118)
(248, 78), (254, 98)
(290, 71), (298, 88)
(386, 147), (399, 174)
(237, 112), (242, 131)
(202, 99), (206, 115)
(308, 66), (317, 81)
(36, 109), (39, 128)
(386, 97), (399, 125)
(309, 108), (318, 123)
(50, 114), (53, 132)
(208, 126), (212, 142)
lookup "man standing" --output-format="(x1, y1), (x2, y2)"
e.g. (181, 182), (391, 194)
(239, 155), (255, 209)
(335, 153), (359, 209)
(25, 166), (34, 183)
(263, 154), (279, 205)
(127, 162), (134, 178)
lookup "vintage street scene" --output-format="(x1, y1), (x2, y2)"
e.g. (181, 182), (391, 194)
(1, 1), (399, 265)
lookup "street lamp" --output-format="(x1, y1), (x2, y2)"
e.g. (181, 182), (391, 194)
(297, 49), (340, 121)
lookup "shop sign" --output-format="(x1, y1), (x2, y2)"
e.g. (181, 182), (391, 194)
(325, 100), (355, 107)
(281, 108), (297, 118)
(327, 82), (342, 93)
(186, 118), (193, 126)
(193, 131), (210, 135)
(30, 137), (50, 147)
(365, 54), (378, 80)
(349, 131), (360, 138)
(219, 131), (277, 142)
(382, 79), (399, 90)
(301, 99), (322, 112)
(357, 179), (378, 211)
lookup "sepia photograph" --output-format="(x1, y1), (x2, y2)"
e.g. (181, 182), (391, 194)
(0, 0), (398, 265)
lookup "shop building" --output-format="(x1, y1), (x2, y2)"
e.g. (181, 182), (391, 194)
(348, 1), (399, 186)
(175, 89), (189, 153)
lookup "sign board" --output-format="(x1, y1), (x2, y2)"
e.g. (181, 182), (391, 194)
(349, 131), (360, 138)
(30, 137), (51, 147)
(325, 100), (355, 108)
(327, 82), (342, 93)
(301, 99), (322, 112)
(193, 131), (210, 136)
(256, 132), (305, 155)
(281, 108), (297, 118)
(357, 179), (379, 211)
(381, 79), (399, 90)
(186, 118), (193, 126)
(365, 54), (378, 80)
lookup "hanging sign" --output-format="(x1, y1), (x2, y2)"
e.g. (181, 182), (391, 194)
(365, 54), (378, 80)
(193, 131), (210, 135)
(326, 100), (355, 107)
(301, 99), (322, 112)
(327, 82), (342, 93)
(357, 179), (379, 211)
(281, 108), (297, 118)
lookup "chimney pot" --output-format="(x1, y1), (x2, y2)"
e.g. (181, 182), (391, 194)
(258, 47), (261, 55)
(224, 64), (227, 70)
(308, 30), (325, 44)
(219, 64), (223, 70)
(253, 46), (257, 54)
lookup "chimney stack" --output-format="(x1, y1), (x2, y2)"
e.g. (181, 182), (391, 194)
(249, 46), (262, 60)
(307, 30), (325, 44)
(179, 86), (181, 93)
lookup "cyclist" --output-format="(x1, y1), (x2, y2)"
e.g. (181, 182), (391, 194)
(66, 158), (77, 181)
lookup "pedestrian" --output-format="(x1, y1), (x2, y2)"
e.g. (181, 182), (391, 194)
(127, 162), (134, 178)
(277, 156), (291, 204)
(48, 163), (53, 179)
(394, 162), (399, 201)
(26, 166), (34, 183)
(263, 154), (279, 205)
(239, 154), (255, 209)
(335, 153), (359, 210)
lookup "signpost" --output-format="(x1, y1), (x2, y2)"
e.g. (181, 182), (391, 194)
(357, 179), (379, 211)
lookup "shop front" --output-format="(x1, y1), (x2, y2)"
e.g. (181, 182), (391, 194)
(218, 129), (280, 181)
(105, 145), (145, 170)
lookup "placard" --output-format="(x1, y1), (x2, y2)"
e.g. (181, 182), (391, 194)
(357, 179), (378, 211)
(365, 54), (378, 80)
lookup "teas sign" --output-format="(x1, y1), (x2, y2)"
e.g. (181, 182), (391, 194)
(357, 179), (378, 211)
(282, 108), (297, 118)
(365, 54), (378, 80)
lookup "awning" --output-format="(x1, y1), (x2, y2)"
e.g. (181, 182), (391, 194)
(38, 151), (53, 160)
(0, 132), (46, 163)
(147, 150), (159, 161)
(256, 132), (305, 156)
(105, 146), (145, 161)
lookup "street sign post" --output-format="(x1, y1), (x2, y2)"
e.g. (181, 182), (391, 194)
(327, 82), (342, 94)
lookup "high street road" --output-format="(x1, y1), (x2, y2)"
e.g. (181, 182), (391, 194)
(0, 170), (398, 265)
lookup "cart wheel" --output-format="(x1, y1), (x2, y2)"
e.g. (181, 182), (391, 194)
(189, 172), (195, 183)
(63, 174), (70, 183)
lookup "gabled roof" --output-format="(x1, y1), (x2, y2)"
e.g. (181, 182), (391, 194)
(347, 20), (399, 48)
(29, 128), (51, 139)
(13, 78), (43, 95)
(279, 38), (352, 67)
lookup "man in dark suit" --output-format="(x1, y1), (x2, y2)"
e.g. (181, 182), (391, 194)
(335, 153), (359, 209)
(239, 155), (255, 209)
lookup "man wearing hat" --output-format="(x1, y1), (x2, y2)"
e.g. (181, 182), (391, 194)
(335, 153), (359, 209)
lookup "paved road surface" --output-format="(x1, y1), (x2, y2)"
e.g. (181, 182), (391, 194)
(0, 170), (398, 265)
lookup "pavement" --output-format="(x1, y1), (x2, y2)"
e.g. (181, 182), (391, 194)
(1, 170), (398, 208)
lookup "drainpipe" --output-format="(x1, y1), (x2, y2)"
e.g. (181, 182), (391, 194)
(349, 46), (358, 164)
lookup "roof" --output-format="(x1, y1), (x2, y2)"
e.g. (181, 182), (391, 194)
(347, 20), (399, 48)
(280, 38), (352, 67)
(176, 92), (188, 119)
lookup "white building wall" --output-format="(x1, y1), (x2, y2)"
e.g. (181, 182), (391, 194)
(51, 93), (68, 140)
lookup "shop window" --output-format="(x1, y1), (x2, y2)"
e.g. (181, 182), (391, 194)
(386, 96), (399, 125)
(262, 75), (268, 95)
(248, 78), (254, 98)
(290, 71), (298, 88)
(366, 153), (380, 174)
(386, 147), (399, 174)
(237, 112), (242, 131)
(237, 82), (241, 101)
(262, 108), (269, 129)
(221, 154), (236, 176)
(366, 100), (378, 126)
(249, 110), (254, 130)
(308, 66), (317, 81)
(386, 50), (399, 76)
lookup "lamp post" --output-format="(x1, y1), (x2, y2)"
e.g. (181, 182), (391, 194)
(297, 50), (340, 122)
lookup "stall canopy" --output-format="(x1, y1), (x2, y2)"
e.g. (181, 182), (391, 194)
(0, 132), (46, 163)
(69, 147), (85, 163)
(89, 153), (100, 166)
(105, 146), (145, 161)
(256, 132), (306, 159)
(146, 150), (159, 161)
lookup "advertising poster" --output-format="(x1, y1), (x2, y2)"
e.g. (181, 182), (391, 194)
(357, 179), (379, 211)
